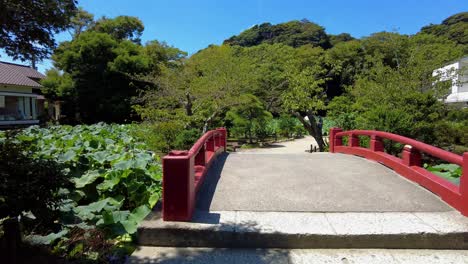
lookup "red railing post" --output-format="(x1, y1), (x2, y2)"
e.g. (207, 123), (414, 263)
(349, 133), (359, 147)
(402, 145), (422, 167)
(460, 152), (468, 216)
(329, 127), (342, 153)
(370, 135), (384, 152)
(217, 127), (227, 151)
(213, 133), (219, 149)
(162, 151), (195, 221)
(194, 145), (206, 166)
(206, 136), (215, 152)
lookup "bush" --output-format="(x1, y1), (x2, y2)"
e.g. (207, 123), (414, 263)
(173, 129), (201, 150)
(133, 122), (201, 153)
(278, 115), (296, 138)
(1, 136), (69, 258)
(0, 137), (69, 223)
(1, 123), (162, 261)
(133, 121), (185, 154)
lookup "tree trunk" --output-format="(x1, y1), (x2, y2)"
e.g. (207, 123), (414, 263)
(202, 112), (217, 134)
(293, 111), (325, 152)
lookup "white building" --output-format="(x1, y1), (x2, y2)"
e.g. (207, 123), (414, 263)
(432, 56), (468, 104)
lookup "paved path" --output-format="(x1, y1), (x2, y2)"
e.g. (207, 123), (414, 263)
(197, 152), (452, 212)
(130, 247), (468, 264)
(132, 141), (468, 263)
(237, 136), (317, 154)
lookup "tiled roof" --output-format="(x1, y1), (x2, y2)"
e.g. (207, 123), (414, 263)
(0, 61), (45, 88)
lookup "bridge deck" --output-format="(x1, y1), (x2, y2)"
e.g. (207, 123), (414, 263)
(197, 152), (452, 212)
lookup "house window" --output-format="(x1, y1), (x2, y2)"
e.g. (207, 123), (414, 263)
(0, 96), (4, 108)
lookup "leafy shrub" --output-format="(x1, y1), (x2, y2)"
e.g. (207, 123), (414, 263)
(424, 163), (461, 185)
(278, 115), (297, 138)
(2, 123), (162, 252)
(132, 122), (201, 154)
(0, 137), (69, 223)
(132, 121), (184, 154)
(321, 117), (336, 136)
(173, 128), (201, 150)
(0, 137), (70, 256)
(293, 119), (307, 138)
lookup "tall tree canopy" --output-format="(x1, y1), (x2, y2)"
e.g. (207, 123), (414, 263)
(420, 12), (468, 46)
(43, 15), (179, 123)
(224, 20), (331, 49)
(0, 0), (77, 64)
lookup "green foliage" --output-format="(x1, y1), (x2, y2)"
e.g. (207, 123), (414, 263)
(424, 163), (462, 185)
(92, 16), (144, 43)
(45, 14), (162, 123)
(226, 94), (272, 143)
(5, 123), (161, 239)
(224, 20), (331, 49)
(174, 129), (202, 150)
(329, 33), (355, 46)
(138, 45), (256, 133)
(41, 68), (75, 100)
(0, 0), (77, 62)
(326, 32), (464, 148)
(321, 117), (336, 136)
(420, 12), (468, 48)
(278, 115), (297, 138)
(0, 137), (69, 224)
(68, 7), (94, 38)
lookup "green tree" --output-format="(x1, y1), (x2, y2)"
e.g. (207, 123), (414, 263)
(0, 0), (77, 65)
(329, 33), (355, 46)
(226, 95), (272, 143)
(280, 45), (328, 151)
(224, 20), (331, 49)
(91, 16), (144, 43)
(0, 138), (68, 258)
(238, 43), (295, 113)
(49, 16), (152, 123)
(328, 32), (464, 147)
(138, 45), (256, 132)
(68, 7), (94, 38)
(420, 12), (468, 49)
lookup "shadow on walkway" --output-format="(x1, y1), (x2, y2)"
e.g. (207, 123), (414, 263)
(129, 247), (291, 264)
(195, 152), (229, 214)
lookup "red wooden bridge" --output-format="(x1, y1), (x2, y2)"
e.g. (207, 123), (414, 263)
(131, 128), (468, 262)
(161, 127), (468, 222)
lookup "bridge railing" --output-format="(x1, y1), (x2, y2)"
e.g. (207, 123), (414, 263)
(330, 128), (468, 216)
(162, 128), (227, 221)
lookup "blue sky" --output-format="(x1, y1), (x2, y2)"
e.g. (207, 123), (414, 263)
(1, 0), (467, 73)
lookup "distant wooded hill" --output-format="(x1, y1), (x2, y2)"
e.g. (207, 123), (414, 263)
(224, 12), (468, 49)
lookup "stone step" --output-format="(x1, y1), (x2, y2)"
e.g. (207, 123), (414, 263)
(137, 210), (468, 249)
(127, 247), (468, 264)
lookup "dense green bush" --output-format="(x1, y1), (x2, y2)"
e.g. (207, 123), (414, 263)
(226, 95), (272, 143)
(132, 122), (200, 153)
(278, 115), (296, 138)
(173, 128), (202, 150)
(1, 123), (162, 262)
(1, 137), (70, 260)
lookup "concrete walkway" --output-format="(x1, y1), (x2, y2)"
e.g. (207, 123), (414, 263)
(133, 145), (468, 262)
(237, 136), (317, 154)
(197, 153), (451, 212)
(129, 247), (468, 264)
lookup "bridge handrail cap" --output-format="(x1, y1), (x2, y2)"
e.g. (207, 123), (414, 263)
(169, 150), (189, 156)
